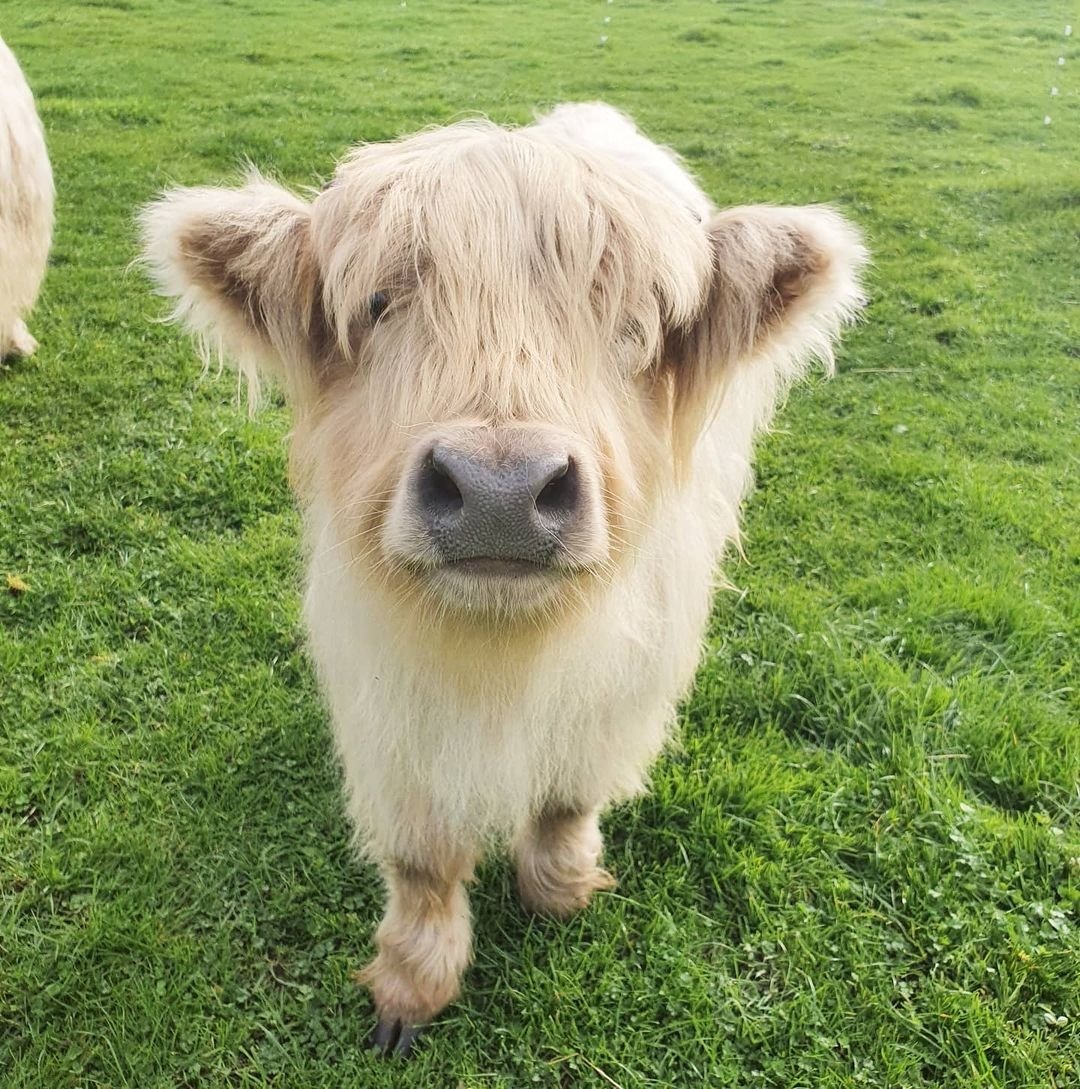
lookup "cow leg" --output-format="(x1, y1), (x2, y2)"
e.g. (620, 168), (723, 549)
(5, 319), (38, 359)
(357, 845), (475, 1056)
(514, 806), (615, 918)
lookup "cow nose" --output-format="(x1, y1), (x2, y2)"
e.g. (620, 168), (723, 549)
(415, 442), (580, 564)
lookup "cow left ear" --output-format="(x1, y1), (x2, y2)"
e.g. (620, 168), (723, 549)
(664, 204), (868, 445)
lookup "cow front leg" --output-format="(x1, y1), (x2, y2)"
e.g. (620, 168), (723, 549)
(357, 846), (475, 1056)
(514, 806), (615, 918)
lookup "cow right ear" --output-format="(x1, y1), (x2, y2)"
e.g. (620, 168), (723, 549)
(140, 173), (333, 408)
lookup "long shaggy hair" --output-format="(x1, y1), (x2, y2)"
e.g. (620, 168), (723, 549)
(0, 36), (53, 360)
(141, 102), (867, 1045)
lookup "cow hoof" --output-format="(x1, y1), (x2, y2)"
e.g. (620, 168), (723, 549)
(6, 320), (38, 359)
(368, 1016), (422, 1057)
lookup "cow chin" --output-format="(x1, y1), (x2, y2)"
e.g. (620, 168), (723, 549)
(377, 529), (608, 624)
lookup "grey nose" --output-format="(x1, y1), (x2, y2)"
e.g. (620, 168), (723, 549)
(415, 442), (581, 564)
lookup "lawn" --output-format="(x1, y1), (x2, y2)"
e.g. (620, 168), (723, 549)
(1, 0), (1077, 1085)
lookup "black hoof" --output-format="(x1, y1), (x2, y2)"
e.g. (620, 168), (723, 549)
(368, 1017), (422, 1057)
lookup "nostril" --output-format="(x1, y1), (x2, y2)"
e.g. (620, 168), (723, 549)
(418, 450), (464, 516)
(535, 456), (579, 520)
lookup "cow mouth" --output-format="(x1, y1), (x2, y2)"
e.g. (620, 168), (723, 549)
(442, 557), (554, 579)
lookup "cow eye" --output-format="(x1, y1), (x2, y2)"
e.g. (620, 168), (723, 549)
(621, 318), (648, 349)
(369, 292), (390, 324)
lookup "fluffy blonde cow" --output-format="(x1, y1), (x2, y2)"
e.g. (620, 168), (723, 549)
(142, 103), (866, 1055)
(0, 35), (52, 359)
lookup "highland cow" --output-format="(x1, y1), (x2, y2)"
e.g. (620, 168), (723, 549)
(0, 35), (53, 360)
(141, 103), (866, 1055)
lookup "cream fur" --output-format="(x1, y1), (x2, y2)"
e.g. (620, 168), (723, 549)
(0, 36), (53, 359)
(141, 101), (867, 1030)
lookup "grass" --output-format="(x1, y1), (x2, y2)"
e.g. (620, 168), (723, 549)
(1, 0), (1077, 1085)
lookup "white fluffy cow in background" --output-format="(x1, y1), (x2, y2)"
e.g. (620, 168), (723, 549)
(142, 102), (866, 1055)
(0, 35), (53, 359)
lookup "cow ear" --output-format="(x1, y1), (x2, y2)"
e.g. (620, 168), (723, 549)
(140, 173), (333, 408)
(665, 204), (867, 448)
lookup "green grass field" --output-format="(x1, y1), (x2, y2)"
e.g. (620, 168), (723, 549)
(2, 1), (1077, 1085)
